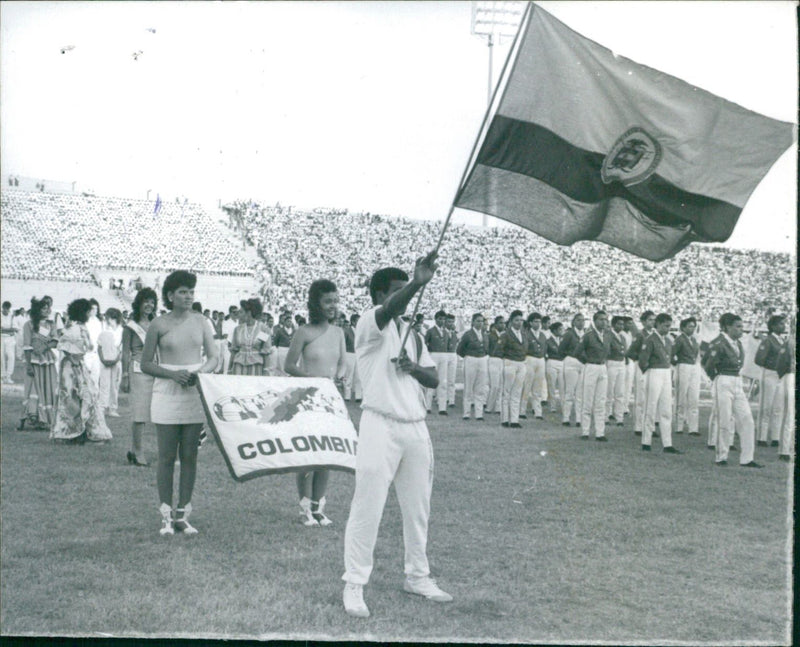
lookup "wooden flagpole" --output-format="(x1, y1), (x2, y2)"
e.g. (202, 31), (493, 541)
(395, 1), (534, 360)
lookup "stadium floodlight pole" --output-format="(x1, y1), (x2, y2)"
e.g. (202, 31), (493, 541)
(394, 2), (533, 362)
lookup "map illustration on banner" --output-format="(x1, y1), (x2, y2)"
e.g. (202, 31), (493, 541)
(197, 374), (358, 482)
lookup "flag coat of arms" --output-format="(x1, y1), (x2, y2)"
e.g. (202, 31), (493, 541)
(455, 4), (795, 261)
(197, 374), (357, 481)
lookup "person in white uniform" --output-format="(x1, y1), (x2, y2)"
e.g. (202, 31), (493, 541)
(456, 312), (489, 420)
(1, 301), (19, 384)
(754, 315), (787, 448)
(424, 310), (450, 415)
(342, 251), (452, 619)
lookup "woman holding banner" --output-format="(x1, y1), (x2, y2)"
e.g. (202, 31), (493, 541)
(141, 271), (218, 537)
(284, 279), (347, 526)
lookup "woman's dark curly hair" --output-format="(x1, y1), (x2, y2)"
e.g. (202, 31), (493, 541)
(307, 279), (338, 325)
(162, 270), (196, 310)
(131, 288), (158, 323)
(239, 298), (263, 319)
(29, 297), (48, 333)
(67, 298), (92, 325)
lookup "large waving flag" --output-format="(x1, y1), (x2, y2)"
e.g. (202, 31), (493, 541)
(455, 4), (795, 261)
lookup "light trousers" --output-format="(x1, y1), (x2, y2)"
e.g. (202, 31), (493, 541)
(85, 351), (101, 389)
(1, 337), (16, 380)
(605, 360), (626, 421)
(580, 363), (608, 437)
(779, 373), (794, 456)
(98, 362), (122, 412)
(712, 375), (755, 464)
(624, 360), (636, 414)
(463, 356), (489, 417)
(276, 346), (290, 372)
(501, 359), (526, 424)
(217, 340), (230, 374)
(521, 356), (546, 416)
(342, 410), (433, 585)
(447, 353), (457, 405)
(344, 352), (362, 400)
(427, 352), (450, 412)
(757, 369), (784, 442)
(674, 363), (700, 433)
(546, 359), (563, 413)
(633, 365), (646, 432)
(642, 368), (673, 447)
(486, 357), (504, 413)
(561, 356), (583, 424)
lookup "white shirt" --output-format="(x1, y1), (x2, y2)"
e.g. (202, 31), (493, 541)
(222, 318), (238, 339)
(1, 312), (17, 337)
(86, 317), (103, 351)
(356, 306), (435, 422)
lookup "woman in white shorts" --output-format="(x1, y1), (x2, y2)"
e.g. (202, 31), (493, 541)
(141, 271), (218, 536)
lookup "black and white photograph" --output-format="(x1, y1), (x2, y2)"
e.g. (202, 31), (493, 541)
(0, 1), (796, 643)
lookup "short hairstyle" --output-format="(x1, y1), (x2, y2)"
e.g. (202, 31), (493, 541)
(350, 313), (360, 325)
(191, 302), (203, 313)
(679, 317), (697, 331)
(471, 312), (484, 323)
(640, 310), (655, 323)
(655, 313), (672, 326)
(508, 309), (524, 323)
(162, 270), (197, 310)
(296, 315), (307, 326)
(541, 315), (551, 324)
(719, 312), (741, 330)
(611, 316), (624, 327)
(308, 279), (337, 325)
(104, 307), (122, 324)
(228, 305), (238, 314)
(131, 288), (158, 323)
(494, 316), (505, 325)
(2, 301), (10, 309)
(446, 313), (455, 320)
(67, 298), (92, 324)
(550, 322), (564, 334)
(767, 315), (786, 333)
(527, 312), (542, 323)
(434, 310), (447, 320)
(369, 267), (408, 305)
(571, 313), (584, 327)
(593, 310), (607, 323)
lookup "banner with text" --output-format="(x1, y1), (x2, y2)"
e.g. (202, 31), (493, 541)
(197, 374), (357, 482)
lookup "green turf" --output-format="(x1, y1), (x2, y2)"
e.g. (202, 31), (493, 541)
(0, 372), (792, 643)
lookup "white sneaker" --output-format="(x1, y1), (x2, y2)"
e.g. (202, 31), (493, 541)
(343, 583), (370, 618)
(403, 576), (453, 602)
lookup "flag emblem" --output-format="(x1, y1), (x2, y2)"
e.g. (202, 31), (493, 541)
(601, 127), (662, 187)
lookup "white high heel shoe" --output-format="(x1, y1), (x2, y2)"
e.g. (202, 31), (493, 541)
(159, 503), (174, 536)
(299, 496), (319, 526)
(174, 503), (199, 535)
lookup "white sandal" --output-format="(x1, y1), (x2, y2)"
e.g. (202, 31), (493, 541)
(159, 503), (174, 536)
(299, 496), (319, 526)
(174, 503), (199, 535)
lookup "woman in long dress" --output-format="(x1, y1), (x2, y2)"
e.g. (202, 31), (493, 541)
(50, 299), (113, 443)
(120, 288), (158, 466)
(141, 271), (218, 536)
(284, 279), (347, 526)
(20, 297), (59, 431)
(85, 298), (103, 390)
(229, 298), (272, 375)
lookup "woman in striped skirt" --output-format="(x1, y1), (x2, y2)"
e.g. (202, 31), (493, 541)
(229, 298), (272, 375)
(20, 297), (58, 431)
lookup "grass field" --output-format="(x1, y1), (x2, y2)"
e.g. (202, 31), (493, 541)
(0, 365), (793, 644)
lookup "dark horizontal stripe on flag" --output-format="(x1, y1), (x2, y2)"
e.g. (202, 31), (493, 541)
(470, 115), (741, 242)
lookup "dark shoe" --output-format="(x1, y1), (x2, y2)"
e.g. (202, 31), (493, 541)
(541, 401), (548, 407)
(509, 422), (522, 429)
(675, 430), (683, 434)
(716, 460), (728, 466)
(707, 445), (715, 450)
(575, 422), (581, 428)
(688, 431), (700, 436)
(616, 422), (624, 427)
(634, 430), (642, 436)
(16, 417), (25, 431)
(641, 444), (651, 451)
(535, 416), (543, 420)
(655, 422), (660, 427)
(439, 411), (448, 416)
(449, 403), (455, 409)
(757, 440), (768, 447)
(779, 455), (791, 462)
(501, 422), (510, 428)
(519, 414), (527, 419)
(580, 435), (589, 440)
(596, 436), (608, 442)
(652, 430), (660, 438)
(562, 422), (570, 427)
(475, 417), (484, 421)
(663, 446), (683, 454)
(126, 451), (136, 465)
(730, 445), (738, 452)
(771, 440), (779, 447)
(741, 461), (763, 468)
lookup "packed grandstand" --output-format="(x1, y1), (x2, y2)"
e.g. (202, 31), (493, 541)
(1, 187), (795, 324)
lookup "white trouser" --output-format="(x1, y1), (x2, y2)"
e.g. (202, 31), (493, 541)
(520, 356), (546, 416)
(712, 375), (755, 464)
(624, 360), (635, 413)
(427, 353), (449, 412)
(486, 357), (504, 413)
(757, 369), (784, 443)
(707, 383), (734, 448)
(580, 363), (608, 437)
(85, 351), (101, 389)
(276, 347), (290, 372)
(501, 359), (526, 424)
(342, 410), (433, 585)
(633, 365), (646, 432)
(344, 352), (363, 400)
(674, 363), (700, 433)
(779, 373), (794, 456)
(642, 368), (673, 447)
(1, 336), (16, 380)
(546, 359), (563, 413)
(447, 353), (457, 405)
(217, 340), (230, 374)
(98, 362), (122, 412)
(561, 356), (583, 424)
(605, 360), (626, 421)
(463, 356), (489, 417)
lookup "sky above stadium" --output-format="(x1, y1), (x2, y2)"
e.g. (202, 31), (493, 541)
(1, 1), (797, 253)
